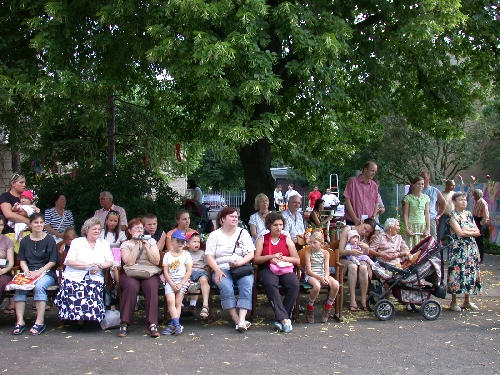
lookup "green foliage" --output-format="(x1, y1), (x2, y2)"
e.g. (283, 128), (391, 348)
(27, 162), (181, 233)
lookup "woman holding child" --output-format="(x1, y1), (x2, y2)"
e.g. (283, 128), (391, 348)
(254, 212), (300, 333)
(118, 218), (162, 337)
(205, 207), (255, 331)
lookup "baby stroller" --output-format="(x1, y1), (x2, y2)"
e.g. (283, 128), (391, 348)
(368, 236), (452, 321)
(180, 199), (214, 234)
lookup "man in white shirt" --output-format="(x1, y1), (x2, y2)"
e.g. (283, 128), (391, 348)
(274, 185), (283, 210)
(282, 195), (305, 244)
(94, 191), (128, 231)
(284, 184), (302, 204)
(322, 188), (340, 210)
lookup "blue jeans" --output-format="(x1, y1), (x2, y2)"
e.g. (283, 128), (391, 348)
(14, 274), (56, 302)
(212, 269), (253, 311)
(191, 269), (209, 282)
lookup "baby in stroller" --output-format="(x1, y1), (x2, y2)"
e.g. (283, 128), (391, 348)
(345, 230), (389, 277)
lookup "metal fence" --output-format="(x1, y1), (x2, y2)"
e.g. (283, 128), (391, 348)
(204, 190), (247, 209)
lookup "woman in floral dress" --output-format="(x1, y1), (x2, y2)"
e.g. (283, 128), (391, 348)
(448, 192), (482, 312)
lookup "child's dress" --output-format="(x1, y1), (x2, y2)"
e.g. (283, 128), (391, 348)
(305, 250), (324, 282)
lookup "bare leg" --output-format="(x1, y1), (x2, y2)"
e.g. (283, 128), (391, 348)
(34, 300), (46, 326)
(347, 263), (359, 307)
(358, 265), (369, 308)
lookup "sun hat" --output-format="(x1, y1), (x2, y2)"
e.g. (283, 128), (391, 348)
(20, 190), (34, 202)
(347, 229), (360, 242)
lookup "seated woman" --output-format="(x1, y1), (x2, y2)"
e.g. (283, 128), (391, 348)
(309, 199), (334, 228)
(205, 207), (255, 331)
(0, 215), (15, 314)
(166, 209), (197, 252)
(338, 218), (376, 312)
(12, 213), (59, 335)
(249, 193), (271, 243)
(55, 217), (113, 326)
(44, 192), (75, 244)
(118, 218), (162, 338)
(369, 218), (411, 266)
(254, 212), (300, 333)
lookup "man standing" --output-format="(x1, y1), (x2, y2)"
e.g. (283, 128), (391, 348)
(322, 188), (340, 210)
(438, 179), (456, 240)
(284, 184), (302, 204)
(472, 188), (489, 263)
(283, 195), (305, 244)
(274, 185), (283, 211)
(421, 172), (446, 239)
(94, 191), (128, 231)
(344, 161), (379, 226)
(308, 185), (322, 209)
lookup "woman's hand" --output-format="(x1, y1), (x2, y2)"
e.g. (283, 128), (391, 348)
(25, 270), (42, 279)
(405, 228), (414, 236)
(214, 269), (226, 285)
(423, 229), (430, 237)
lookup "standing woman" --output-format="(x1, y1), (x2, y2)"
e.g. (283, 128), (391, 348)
(12, 213), (59, 335)
(0, 215), (15, 312)
(254, 212), (300, 333)
(472, 189), (489, 263)
(55, 218), (113, 325)
(249, 193), (271, 243)
(44, 192), (75, 244)
(403, 176), (430, 249)
(448, 192), (482, 311)
(166, 209), (197, 252)
(205, 207), (255, 331)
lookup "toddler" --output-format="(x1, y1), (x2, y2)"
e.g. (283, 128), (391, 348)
(345, 230), (387, 275)
(186, 231), (210, 319)
(162, 230), (193, 335)
(9, 190), (40, 240)
(304, 231), (340, 323)
(58, 227), (77, 254)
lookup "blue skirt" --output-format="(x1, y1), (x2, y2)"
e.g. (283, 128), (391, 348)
(55, 277), (106, 322)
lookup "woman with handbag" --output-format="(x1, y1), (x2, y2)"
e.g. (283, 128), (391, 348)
(254, 212), (300, 333)
(55, 217), (113, 326)
(12, 213), (59, 335)
(118, 218), (162, 337)
(205, 207), (255, 331)
(44, 192), (75, 244)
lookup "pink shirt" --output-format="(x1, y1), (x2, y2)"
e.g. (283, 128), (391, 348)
(369, 232), (409, 266)
(343, 175), (378, 222)
(94, 204), (128, 227)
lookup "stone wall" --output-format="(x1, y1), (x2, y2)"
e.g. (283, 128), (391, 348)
(0, 145), (12, 193)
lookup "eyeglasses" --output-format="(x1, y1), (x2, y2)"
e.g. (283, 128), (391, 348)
(10, 172), (24, 182)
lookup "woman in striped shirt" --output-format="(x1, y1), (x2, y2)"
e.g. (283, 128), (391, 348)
(44, 193), (74, 244)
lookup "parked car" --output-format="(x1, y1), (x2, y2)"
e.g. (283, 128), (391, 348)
(202, 194), (227, 210)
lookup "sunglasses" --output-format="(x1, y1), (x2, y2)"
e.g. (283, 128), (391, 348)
(10, 172), (24, 182)
(106, 210), (120, 218)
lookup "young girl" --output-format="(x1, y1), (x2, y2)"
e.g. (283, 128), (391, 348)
(304, 231), (340, 323)
(57, 227), (77, 254)
(186, 231), (210, 318)
(403, 176), (430, 249)
(162, 230), (193, 335)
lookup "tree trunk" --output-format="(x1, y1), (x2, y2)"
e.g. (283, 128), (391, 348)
(238, 138), (276, 224)
(107, 93), (116, 167)
(11, 150), (20, 173)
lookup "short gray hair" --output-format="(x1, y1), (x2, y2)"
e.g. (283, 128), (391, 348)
(100, 191), (113, 200)
(384, 218), (399, 231)
(81, 217), (103, 236)
(474, 189), (484, 198)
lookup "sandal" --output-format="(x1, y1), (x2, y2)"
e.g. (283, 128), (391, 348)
(11, 324), (25, 335)
(349, 305), (361, 312)
(30, 323), (46, 335)
(4, 308), (15, 315)
(199, 306), (209, 319)
(118, 323), (128, 337)
(235, 321), (251, 331)
(146, 324), (160, 338)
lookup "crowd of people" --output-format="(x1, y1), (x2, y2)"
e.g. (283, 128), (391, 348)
(0, 165), (490, 337)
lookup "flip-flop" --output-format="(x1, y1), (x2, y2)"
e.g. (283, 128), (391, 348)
(12, 324), (25, 335)
(4, 308), (15, 315)
(30, 323), (46, 335)
(349, 305), (361, 312)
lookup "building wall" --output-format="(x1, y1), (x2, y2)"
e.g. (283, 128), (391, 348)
(0, 145), (12, 193)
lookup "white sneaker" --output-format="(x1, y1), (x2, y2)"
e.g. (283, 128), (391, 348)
(462, 302), (479, 311)
(449, 303), (462, 312)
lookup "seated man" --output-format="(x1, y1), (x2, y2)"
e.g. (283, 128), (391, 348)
(94, 191), (128, 231)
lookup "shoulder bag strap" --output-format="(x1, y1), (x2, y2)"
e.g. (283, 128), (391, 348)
(232, 229), (243, 254)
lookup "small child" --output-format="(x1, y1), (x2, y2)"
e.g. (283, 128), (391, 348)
(345, 230), (387, 275)
(58, 227), (77, 254)
(304, 231), (340, 323)
(185, 231), (210, 319)
(162, 230), (193, 335)
(9, 190), (40, 240)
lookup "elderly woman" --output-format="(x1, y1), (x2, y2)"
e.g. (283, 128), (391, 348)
(119, 218), (162, 337)
(472, 188), (489, 263)
(166, 209), (197, 252)
(44, 192), (75, 244)
(249, 193), (271, 242)
(205, 207), (255, 331)
(448, 192), (482, 312)
(369, 218), (410, 265)
(254, 212), (300, 333)
(12, 213), (59, 335)
(338, 218), (376, 312)
(0, 215), (15, 314)
(55, 217), (113, 326)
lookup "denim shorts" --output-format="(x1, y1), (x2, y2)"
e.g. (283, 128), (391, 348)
(190, 269), (208, 282)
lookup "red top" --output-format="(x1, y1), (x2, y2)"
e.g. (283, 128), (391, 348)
(262, 233), (289, 267)
(309, 191), (322, 208)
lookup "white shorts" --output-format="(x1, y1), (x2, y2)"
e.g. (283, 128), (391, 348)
(165, 279), (191, 295)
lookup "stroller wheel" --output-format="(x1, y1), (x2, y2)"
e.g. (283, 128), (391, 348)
(421, 300), (441, 320)
(367, 295), (378, 312)
(374, 299), (395, 321)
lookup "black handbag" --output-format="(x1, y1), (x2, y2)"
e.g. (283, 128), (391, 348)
(229, 229), (253, 279)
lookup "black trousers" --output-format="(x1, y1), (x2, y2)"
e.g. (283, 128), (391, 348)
(473, 216), (486, 262)
(258, 267), (300, 321)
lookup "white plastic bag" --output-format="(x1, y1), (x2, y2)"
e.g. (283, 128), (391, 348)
(100, 309), (121, 330)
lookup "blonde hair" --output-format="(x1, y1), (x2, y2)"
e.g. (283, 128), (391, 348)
(310, 231), (324, 243)
(254, 193), (269, 210)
